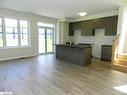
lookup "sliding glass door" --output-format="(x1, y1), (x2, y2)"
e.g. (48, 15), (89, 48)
(38, 27), (54, 54)
(46, 28), (54, 53)
(39, 28), (46, 54)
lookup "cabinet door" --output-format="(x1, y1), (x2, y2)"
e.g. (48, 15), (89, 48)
(101, 45), (112, 61)
(105, 17), (113, 36)
(93, 18), (105, 29)
(69, 23), (74, 36)
(74, 22), (81, 31)
(87, 20), (95, 36)
(81, 21), (87, 36)
(99, 18), (106, 28)
(112, 16), (118, 35)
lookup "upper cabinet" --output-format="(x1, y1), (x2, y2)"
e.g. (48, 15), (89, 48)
(69, 15), (118, 36)
(74, 22), (82, 31)
(69, 23), (74, 36)
(112, 16), (118, 35)
(82, 20), (95, 36)
(105, 16), (114, 36)
(69, 22), (81, 36)
(93, 18), (106, 29)
(105, 16), (118, 36)
(81, 21), (87, 36)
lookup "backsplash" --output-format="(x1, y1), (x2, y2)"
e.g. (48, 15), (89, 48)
(73, 28), (115, 58)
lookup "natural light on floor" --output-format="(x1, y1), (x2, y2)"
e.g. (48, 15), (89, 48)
(114, 85), (127, 94)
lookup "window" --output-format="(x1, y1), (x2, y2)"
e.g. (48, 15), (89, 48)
(20, 20), (29, 46)
(5, 18), (18, 46)
(0, 17), (30, 48)
(38, 22), (54, 28)
(0, 18), (3, 47)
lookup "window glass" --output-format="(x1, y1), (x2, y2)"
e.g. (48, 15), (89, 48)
(20, 20), (29, 46)
(38, 22), (54, 28)
(6, 34), (18, 46)
(38, 28), (45, 53)
(0, 18), (2, 32)
(5, 18), (18, 46)
(0, 27), (1, 31)
(5, 18), (17, 27)
(39, 28), (45, 35)
(0, 34), (3, 47)
(0, 18), (3, 47)
(0, 18), (1, 25)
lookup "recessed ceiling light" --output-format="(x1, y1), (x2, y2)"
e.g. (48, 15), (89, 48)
(78, 12), (87, 16)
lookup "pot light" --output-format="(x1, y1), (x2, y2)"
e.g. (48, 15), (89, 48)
(78, 12), (87, 16)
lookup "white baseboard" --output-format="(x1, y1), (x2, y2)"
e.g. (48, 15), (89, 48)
(0, 54), (38, 62)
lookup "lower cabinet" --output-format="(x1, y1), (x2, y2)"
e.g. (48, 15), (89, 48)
(101, 45), (112, 61)
(56, 45), (92, 66)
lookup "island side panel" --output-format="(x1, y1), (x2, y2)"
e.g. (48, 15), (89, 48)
(83, 47), (92, 66)
(56, 45), (92, 66)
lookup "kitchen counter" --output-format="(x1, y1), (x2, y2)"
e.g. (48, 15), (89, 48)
(56, 44), (92, 48)
(56, 44), (92, 66)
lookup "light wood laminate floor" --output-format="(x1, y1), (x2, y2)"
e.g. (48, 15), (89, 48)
(0, 54), (127, 95)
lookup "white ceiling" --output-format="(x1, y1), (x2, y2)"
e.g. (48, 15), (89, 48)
(0, 0), (124, 19)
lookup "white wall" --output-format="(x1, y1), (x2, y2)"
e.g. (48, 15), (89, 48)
(94, 29), (114, 58)
(73, 29), (114, 58)
(117, 5), (127, 53)
(58, 21), (74, 44)
(0, 8), (57, 61)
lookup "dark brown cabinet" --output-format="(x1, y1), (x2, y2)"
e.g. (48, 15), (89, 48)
(105, 17), (113, 35)
(69, 23), (74, 36)
(87, 20), (95, 36)
(112, 16), (118, 35)
(69, 22), (82, 36)
(101, 45), (112, 61)
(105, 16), (118, 36)
(74, 22), (82, 31)
(81, 20), (95, 36)
(69, 15), (118, 36)
(93, 18), (105, 29)
(81, 21), (87, 36)
(56, 45), (92, 66)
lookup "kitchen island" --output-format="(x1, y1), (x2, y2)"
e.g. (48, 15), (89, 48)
(56, 44), (92, 66)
